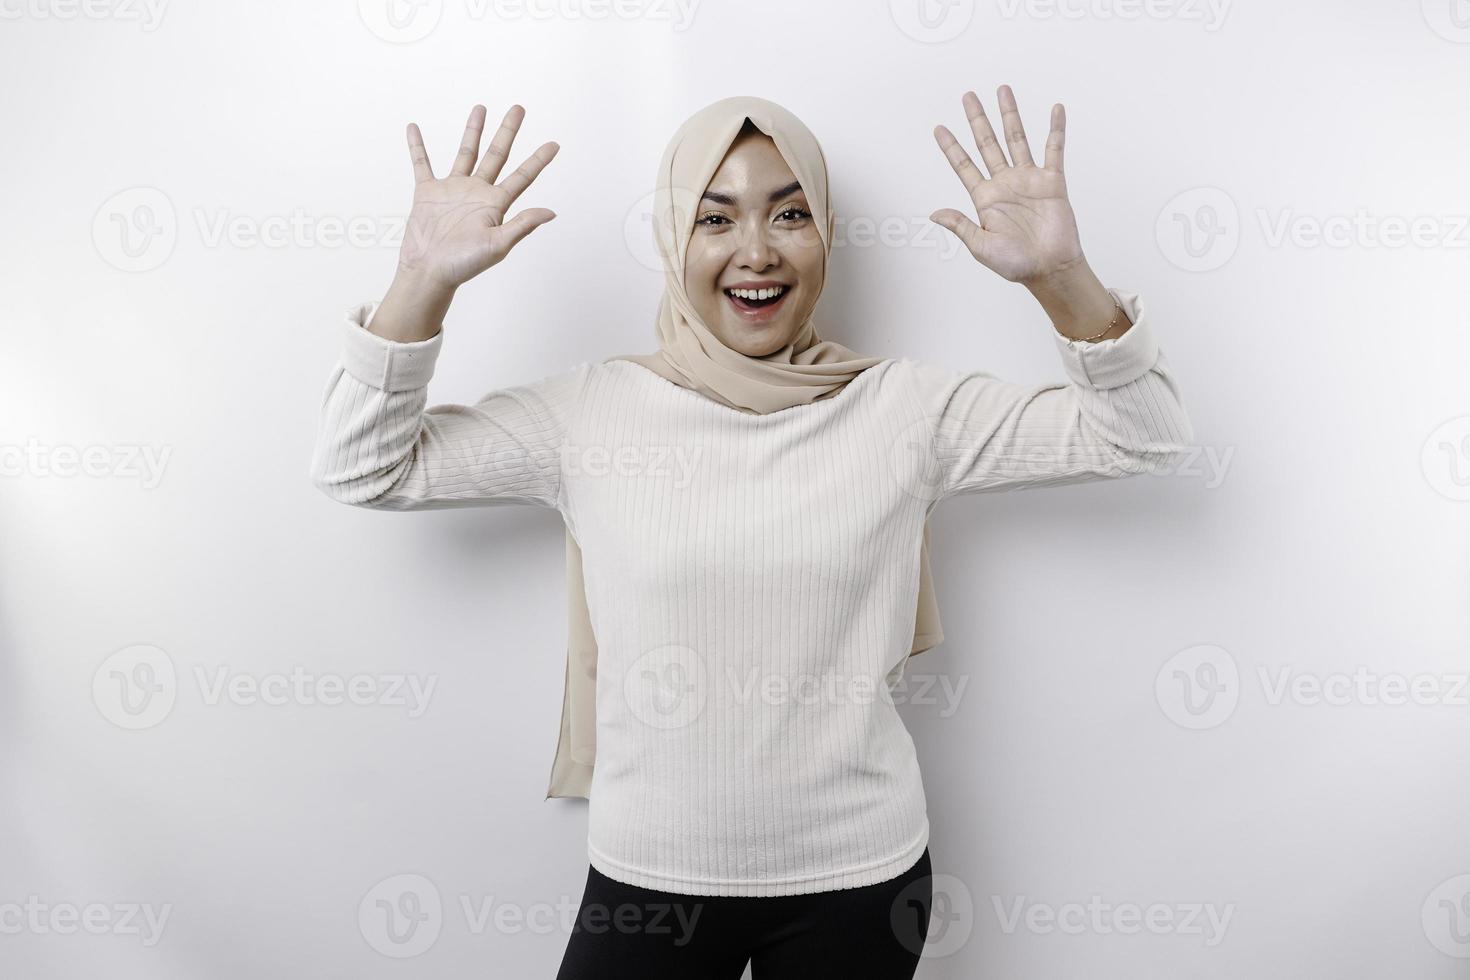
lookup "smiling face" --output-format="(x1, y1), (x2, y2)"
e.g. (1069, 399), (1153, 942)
(682, 123), (826, 356)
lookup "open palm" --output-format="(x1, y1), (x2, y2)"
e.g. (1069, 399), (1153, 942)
(397, 104), (560, 289)
(930, 86), (1084, 286)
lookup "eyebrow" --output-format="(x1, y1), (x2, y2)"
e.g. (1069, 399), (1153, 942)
(700, 180), (804, 207)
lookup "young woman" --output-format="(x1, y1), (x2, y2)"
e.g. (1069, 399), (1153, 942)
(311, 91), (1193, 978)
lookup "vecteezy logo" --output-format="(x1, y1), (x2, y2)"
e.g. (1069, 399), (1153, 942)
(1423, 0), (1470, 42)
(1421, 415), (1470, 501)
(908, 872), (973, 957)
(623, 183), (702, 274)
(92, 644), (177, 730)
(1155, 644), (1239, 730)
(359, 873), (443, 957)
(622, 189), (664, 274)
(357, 0), (443, 42)
(889, 0), (975, 42)
(624, 644), (707, 731)
(888, 414), (945, 504)
(92, 187), (177, 272)
(1155, 187), (1239, 272)
(1423, 874), (1470, 957)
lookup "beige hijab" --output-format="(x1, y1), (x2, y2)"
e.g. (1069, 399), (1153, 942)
(546, 95), (944, 800)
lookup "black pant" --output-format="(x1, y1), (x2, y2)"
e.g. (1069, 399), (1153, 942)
(556, 848), (932, 979)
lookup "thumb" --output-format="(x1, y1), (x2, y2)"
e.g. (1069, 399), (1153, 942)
(929, 208), (988, 258)
(498, 207), (557, 251)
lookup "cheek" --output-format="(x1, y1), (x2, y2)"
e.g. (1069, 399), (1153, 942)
(793, 244), (825, 291)
(773, 227), (824, 279)
(683, 239), (728, 297)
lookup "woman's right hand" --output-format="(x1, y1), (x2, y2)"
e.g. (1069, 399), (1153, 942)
(399, 103), (559, 289)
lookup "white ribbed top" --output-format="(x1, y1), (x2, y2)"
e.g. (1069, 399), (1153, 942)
(311, 288), (1193, 897)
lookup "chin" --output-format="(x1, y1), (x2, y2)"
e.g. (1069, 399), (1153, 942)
(719, 320), (796, 356)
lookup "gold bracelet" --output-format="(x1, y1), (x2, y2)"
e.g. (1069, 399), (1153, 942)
(1068, 297), (1122, 343)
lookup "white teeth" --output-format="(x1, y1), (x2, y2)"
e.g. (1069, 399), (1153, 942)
(726, 285), (788, 301)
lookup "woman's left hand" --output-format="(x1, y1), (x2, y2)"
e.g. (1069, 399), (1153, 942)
(929, 85), (1085, 287)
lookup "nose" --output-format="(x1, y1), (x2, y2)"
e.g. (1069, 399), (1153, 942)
(734, 218), (778, 271)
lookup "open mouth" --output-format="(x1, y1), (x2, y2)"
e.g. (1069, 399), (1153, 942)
(724, 285), (791, 319)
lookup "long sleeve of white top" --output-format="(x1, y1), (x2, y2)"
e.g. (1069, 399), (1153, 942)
(309, 300), (590, 512)
(900, 287), (1194, 502)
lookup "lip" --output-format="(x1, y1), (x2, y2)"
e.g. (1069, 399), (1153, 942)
(723, 279), (790, 290)
(723, 283), (793, 324)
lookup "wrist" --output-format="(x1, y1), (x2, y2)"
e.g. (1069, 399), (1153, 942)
(1021, 254), (1095, 301)
(390, 262), (458, 304)
(370, 267), (457, 344)
(1022, 259), (1128, 343)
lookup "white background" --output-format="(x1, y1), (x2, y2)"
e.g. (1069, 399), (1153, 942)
(4, 0), (1469, 976)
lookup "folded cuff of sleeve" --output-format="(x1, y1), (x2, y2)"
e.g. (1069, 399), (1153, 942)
(341, 300), (443, 392)
(1050, 288), (1160, 390)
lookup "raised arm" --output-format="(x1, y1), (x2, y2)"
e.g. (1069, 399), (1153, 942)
(901, 288), (1192, 501)
(913, 85), (1193, 498)
(309, 102), (579, 511)
(310, 307), (589, 510)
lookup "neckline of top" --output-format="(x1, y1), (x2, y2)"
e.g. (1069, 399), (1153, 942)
(607, 357), (894, 420)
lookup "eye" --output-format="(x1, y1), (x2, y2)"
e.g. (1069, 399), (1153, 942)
(695, 211), (730, 227)
(777, 206), (811, 222)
